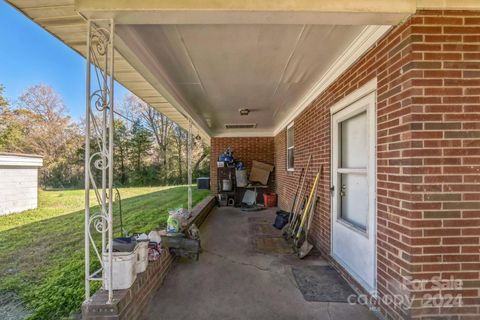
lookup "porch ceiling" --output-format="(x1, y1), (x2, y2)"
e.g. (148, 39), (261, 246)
(77, 1), (415, 137)
(115, 24), (366, 136)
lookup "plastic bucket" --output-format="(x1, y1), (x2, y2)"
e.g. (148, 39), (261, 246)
(273, 211), (290, 230)
(235, 169), (248, 187)
(136, 240), (149, 274)
(263, 193), (277, 207)
(222, 179), (232, 191)
(103, 246), (138, 290)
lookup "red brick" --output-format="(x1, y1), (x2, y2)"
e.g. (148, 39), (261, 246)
(444, 26), (480, 34)
(425, 34), (462, 42)
(411, 25), (442, 34)
(443, 44), (480, 51)
(424, 17), (464, 25)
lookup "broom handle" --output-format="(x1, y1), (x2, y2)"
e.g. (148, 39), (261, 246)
(305, 165), (322, 237)
(288, 168), (304, 224)
(289, 155), (312, 232)
(295, 171), (320, 240)
(294, 155), (311, 214)
(305, 179), (319, 238)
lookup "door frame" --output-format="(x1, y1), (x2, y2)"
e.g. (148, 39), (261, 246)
(329, 78), (377, 294)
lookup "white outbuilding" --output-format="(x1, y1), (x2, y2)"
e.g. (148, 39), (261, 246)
(0, 153), (43, 215)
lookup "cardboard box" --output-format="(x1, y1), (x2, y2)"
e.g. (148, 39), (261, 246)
(249, 160), (274, 185)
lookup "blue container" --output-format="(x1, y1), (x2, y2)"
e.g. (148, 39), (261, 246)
(273, 211), (290, 230)
(219, 154), (233, 162)
(236, 161), (245, 170)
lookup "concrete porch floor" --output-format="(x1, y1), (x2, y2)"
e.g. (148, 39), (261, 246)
(141, 207), (377, 320)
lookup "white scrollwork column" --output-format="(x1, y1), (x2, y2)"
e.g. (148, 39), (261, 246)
(84, 19), (115, 304)
(188, 119), (192, 213)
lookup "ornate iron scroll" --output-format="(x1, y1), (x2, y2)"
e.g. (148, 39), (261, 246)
(84, 19), (115, 303)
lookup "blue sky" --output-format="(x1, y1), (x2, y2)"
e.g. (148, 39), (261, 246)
(0, 1), (128, 119)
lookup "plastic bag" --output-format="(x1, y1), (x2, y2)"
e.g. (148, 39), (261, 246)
(167, 208), (190, 233)
(167, 213), (181, 233)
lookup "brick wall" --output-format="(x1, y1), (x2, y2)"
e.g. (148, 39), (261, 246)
(210, 137), (275, 194)
(274, 10), (480, 320)
(398, 11), (480, 319)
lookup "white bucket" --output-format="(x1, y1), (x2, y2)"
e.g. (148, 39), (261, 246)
(222, 179), (232, 191)
(103, 246), (138, 290)
(136, 241), (149, 274)
(235, 169), (248, 187)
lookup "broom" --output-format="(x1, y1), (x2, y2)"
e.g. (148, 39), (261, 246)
(294, 170), (320, 248)
(298, 165), (322, 258)
(285, 155), (311, 238)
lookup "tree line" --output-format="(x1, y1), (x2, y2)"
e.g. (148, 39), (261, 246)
(0, 83), (210, 189)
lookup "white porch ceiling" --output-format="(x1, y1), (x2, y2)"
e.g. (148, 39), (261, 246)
(116, 24), (366, 136)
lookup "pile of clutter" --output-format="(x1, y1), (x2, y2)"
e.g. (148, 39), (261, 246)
(104, 208), (201, 290)
(217, 146), (276, 209)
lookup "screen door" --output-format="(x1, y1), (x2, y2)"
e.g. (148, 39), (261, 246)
(331, 91), (376, 293)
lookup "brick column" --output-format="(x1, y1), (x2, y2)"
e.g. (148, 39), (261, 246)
(397, 10), (480, 319)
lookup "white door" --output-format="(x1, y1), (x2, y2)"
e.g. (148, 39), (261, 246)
(331, 92), (376, 293)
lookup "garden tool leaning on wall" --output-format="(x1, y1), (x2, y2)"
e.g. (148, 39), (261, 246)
(284, 155), (311, 239)
(286, 167), (304, 226)
(293, 169), (321, 251)
(298, 165), (322, 258)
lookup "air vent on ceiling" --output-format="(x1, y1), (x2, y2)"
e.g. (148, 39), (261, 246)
(225, 123), (257, 129)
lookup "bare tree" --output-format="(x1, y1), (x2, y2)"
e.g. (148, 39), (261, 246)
(144, 106), (172, 167)
(118, 93), (210, 185)
(125, 94), (173, 181)
(172, 124), (186, 183)
(15, 84), (82, 187)
(0, 84), (7, 110)
(193, 139), (209, 173)
(19, 84), (68, 123)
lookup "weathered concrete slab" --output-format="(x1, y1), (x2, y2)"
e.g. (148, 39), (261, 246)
(141, 207), (377, 320)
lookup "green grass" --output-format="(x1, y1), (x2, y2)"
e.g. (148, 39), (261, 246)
(0, 186), (210, 319)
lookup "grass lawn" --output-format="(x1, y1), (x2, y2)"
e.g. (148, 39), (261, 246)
(0, 186), (210, 320)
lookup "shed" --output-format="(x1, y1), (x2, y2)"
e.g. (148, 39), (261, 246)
(0, 153), (43, 215)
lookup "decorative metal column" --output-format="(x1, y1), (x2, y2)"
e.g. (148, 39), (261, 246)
(187, 119), (193, 213)
(84, 19), (115, 303)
